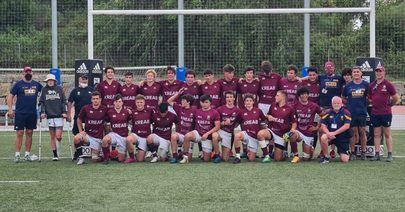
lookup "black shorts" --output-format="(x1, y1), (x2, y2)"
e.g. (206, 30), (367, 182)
(14, 113), (37, 130)
(371, 114), (392, 127)
(329, 139), (349, 155)
(351, 115), (367, 127)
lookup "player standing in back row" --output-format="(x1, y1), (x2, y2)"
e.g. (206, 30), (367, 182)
(96, 66), (121, 109)
(368, 65), (400, 162)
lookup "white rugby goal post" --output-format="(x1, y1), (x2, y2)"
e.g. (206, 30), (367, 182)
(87, 0), (376, 68)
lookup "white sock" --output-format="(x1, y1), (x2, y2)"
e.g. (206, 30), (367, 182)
(25, 151), (30, 156)
(236, 153), (241, 158)
(15, 152), (20, 157)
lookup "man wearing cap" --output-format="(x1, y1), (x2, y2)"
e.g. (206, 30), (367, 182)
(68, 74), (94, 135)
(39, 74), (68, 161)
(7, 67), (43, 163)
(368, 66), (400, 162)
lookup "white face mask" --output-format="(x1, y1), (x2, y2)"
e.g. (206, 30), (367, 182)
(79, 82), (88, 88)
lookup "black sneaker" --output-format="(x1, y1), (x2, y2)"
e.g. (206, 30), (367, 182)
(370, 154), (380, 161)
(361, 152), (366, 160)
(233, 157), (241, 164)
(320, 157), (330, 164)
(349, 154), (356, 161)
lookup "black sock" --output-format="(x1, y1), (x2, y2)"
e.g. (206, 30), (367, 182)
(77, 147), (83, 157)
(53, 150), (58, 157)
(198, 143), (203, 152)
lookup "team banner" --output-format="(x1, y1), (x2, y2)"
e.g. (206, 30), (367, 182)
(74, 59), (104, 87)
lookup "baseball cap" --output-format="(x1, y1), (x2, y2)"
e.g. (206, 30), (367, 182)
(375, 65), (385, 72)
(44, 74), (56, 82)
(23, 66), (32, 73)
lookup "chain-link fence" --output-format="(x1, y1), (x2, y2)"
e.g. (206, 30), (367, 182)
(0, 0), (403, 80)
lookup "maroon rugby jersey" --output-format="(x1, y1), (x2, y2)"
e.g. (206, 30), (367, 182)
(301, 79), (320, 104)
(119, 84), (138, 109)
(258, 73), (282, 104)
(105, 108), (131, 137)
(181, 82), (200, 107)
(195, 108), (220, 135)
(216, 105), (241, 133)
(139, 82), (162, 110)
(96, 80), (121, 108)
(131, 108), (153, 138)
(267, 104), (296, 137)
(200, 82), (222, 108)
(238, 107), (266, 139)
(78, 104), (108, 139)
(160, 80), (184, 103)
(295, 101), (321, 137)
(369, 79), (397, 115)
(173, 103), (196, 135)
(280, 78), (299, 106)
(151, 111), (178, 140)
(237, 79), (260, 109)
(218, 77), (239, 105)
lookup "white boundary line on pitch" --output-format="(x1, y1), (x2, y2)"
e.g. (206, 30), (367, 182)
(0, 181), (39, 183)
(0, 157), (71, 160)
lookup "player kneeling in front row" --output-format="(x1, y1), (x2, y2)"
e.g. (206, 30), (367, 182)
(289, 87), (321, 163)
(146, 102), (178, 163)
(319, 96), (351, 163)
(180, 95), (221, 163)
(257, 90), (297, 162)
(73, 91), (108, 165)
(217, 91), (241, 162)
(125, 95), (153, 163)
(167, 91), (196, 163)
(233, 94), (267, 163)
(101, 94), (132, 164)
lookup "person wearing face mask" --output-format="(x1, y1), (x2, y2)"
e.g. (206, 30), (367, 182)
(68, 74), (95, 138)
(39, 74), (68, 161)
(7, 66), (43, 163)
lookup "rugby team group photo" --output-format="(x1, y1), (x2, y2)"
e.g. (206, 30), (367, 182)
(7, 60), (399, 165)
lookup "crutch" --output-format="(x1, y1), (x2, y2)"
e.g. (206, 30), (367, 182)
(38, 118), (42, 162)
(66, 121), (74, 160)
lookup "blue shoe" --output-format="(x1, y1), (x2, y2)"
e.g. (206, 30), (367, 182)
(240, 152), (247, 159)
(170, 157), (178, 164)
(269, 151), (274, 159)
(213, 156), (221, 163)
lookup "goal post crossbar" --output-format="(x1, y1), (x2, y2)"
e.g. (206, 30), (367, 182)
(91, 8), (371, 16)
(87, 0), (376, 65)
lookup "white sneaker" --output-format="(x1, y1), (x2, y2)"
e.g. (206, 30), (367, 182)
(179, 155), (189, 164)
(14, 155), (20, 163)
(145, 151), (152, 158)
(150, 156), (159, 163)
(77, 157), (85, 165)
(52, 156), (59, 161)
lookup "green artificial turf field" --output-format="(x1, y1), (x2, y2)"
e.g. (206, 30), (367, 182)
(0, 131), (404, 211)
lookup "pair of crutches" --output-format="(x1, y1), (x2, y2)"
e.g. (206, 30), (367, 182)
(38, 114), (73, 162)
